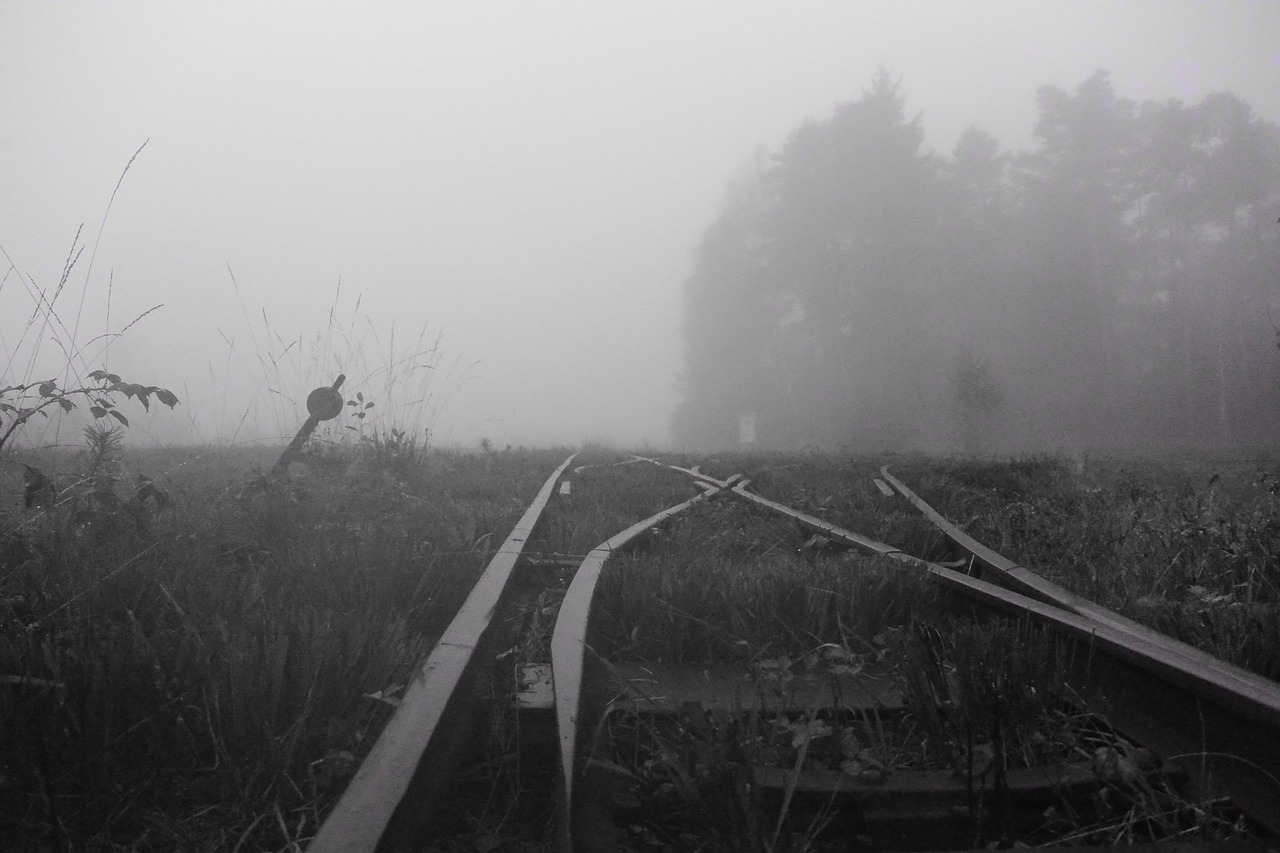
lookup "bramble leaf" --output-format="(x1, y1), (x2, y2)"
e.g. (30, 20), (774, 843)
(109, 410), (129, 427)
(155, 389), (179, 408)
(38, 381), (57, 397)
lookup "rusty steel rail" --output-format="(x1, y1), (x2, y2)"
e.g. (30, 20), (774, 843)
(550, 474), (740, 851)
(708, 475), (1280, 834)
(308, 453), (577, 853)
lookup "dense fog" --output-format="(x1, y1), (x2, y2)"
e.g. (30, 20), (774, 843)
(675, 70), (1280, 451)
(2, 3), (1278, 450)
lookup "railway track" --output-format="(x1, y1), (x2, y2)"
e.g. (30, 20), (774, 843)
(309, 451), (1280, 852)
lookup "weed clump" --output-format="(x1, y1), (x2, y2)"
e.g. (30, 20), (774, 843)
(595, 500), (938, 663)
(896, 454), (1280, 680)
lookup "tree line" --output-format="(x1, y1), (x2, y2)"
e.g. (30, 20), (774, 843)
(673, 69), (1280, 451)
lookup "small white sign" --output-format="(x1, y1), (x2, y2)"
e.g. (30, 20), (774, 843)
(559, 481), (572, 496)
(739, 413), (757, 445)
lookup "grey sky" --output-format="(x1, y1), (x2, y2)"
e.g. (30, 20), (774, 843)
(3, 2), (1278, 448)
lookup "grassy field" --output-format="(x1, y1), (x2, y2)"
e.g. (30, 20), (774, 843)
(706, 451), (1280, 681)
(1, 438), (565, 851)
(1, 442), (1277, 851)
(584, 462), (1265, 850)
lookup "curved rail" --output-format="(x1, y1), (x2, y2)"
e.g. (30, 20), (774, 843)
(880, 465), (1280, 696)
(309, 453), (577, 853)
(629, 454), (735, 488)
(715, 476), (1280, 834)
(550, 474), (740, 851)
(306, 451), (1280, 848)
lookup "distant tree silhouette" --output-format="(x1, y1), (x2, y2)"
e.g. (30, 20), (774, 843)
(675, 70), (1280, 451)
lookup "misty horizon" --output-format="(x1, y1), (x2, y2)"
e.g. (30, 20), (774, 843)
(4, 3), (1280, 452)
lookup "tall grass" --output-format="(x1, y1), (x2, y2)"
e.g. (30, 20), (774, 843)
(4, 444), (1269, 850)
(581, 460), (1261, 850)
(207, 273), (455, 451)
(698, 452), (951, 560)
(692, 452), (1280, 681)
(0, 146), (551, 850)
(894, 454), (1280, 680)
(0, 442), (563, 852)
(377, 447), (704, 852)
(594, 498), (938, 662)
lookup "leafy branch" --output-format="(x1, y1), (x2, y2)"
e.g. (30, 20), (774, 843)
(0, 370), (179, 455)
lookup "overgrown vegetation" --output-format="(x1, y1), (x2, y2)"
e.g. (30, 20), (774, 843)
(596, 617), (1250, 851)
(2, 446), (1276, 850)
(594, 499), (938, 662)
(698, 451), (1280, 682)
(893, 453), (1280, 681)
(584, 475), (1260, 850)
(0, 437), (563, 852)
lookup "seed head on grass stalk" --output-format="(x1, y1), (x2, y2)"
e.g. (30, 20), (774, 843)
(1, 145), (179, 460)
(209, 274), (450, 455)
